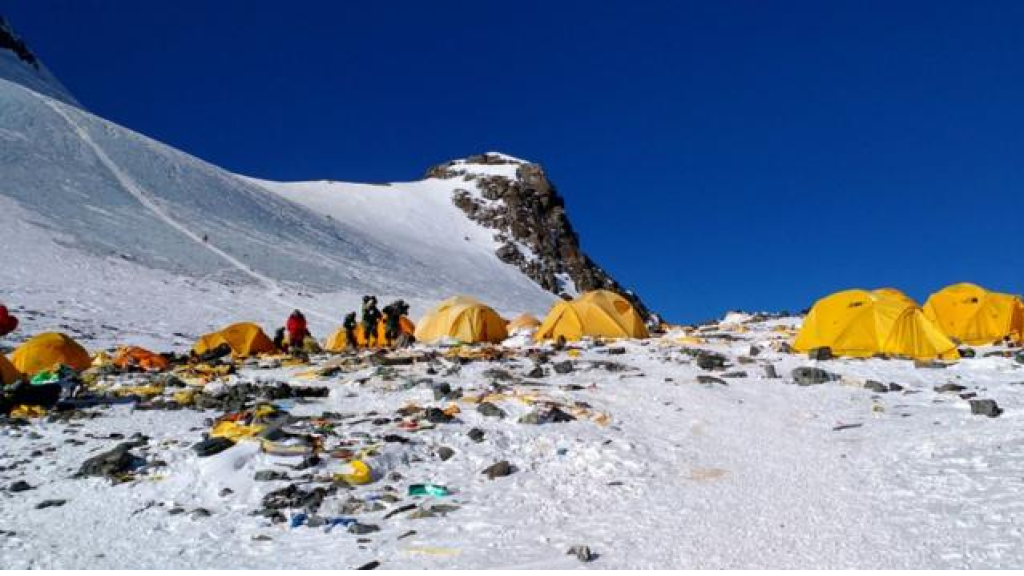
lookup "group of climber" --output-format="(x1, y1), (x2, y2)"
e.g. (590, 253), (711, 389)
(273, 295), (413, 354)
(355, 295), (412, 348)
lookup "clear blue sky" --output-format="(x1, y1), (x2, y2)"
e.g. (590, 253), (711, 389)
(5, 0), (1024, 322)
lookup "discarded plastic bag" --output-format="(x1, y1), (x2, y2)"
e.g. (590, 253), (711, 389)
(407, 481), (448, 496)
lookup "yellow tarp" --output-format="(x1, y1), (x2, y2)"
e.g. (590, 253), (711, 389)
(0, 354), (22, 385)
(323, 316), (415, 351)
(210, 420), (265, 442)
(794, 288), (958, 360)
(10, 332), (92, 375)
(535, 290), (649, 341)
(414, 296), (508, 344)
(923, 283), (1024, 345)
(193, 322), (275, 358)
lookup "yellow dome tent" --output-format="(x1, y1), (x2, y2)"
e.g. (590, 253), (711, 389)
(414, 296), (508, 344)
(1, 354), (22, 385)
(873, 287), (916, 305)
(793, 289), (958, 360)
(193, 322), (276, 358)
(507, 314), (542, 334)
(10, 332), (92, 375)
(923, 283), (1024, 345)
(323, 316), (416, 351)
(535, 290), (649, 341)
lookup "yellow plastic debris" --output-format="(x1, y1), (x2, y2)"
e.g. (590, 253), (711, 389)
(210, 420), (265, 442)
(10, 404), (46, 418)
(112, 384), (165, 398)
(173, 389), (196, 405)
(335, 459), (373, 485)
(91, 351), (113, 368)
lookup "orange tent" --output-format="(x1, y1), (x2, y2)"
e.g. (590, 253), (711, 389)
(113, 346), (170, 372)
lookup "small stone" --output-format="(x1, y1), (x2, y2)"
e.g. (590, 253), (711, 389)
(255, 470), (288, 482)
(720, 371), (747, 379)
(192, 437), (234, 458)
(8, 481), (33, 493)
(348, 523), (381, 535)
(525, 365), (545, 379)
(863, 381), (888, 393)
(219, 488), (234, 497)
(467, 428), (485, 443)
(76, 441), (147, 479)
(970, 399), (1003, 418)
(748, 345), (762, 357)
(696, 375), (727, 386)
(482, 460), (513, 479)
(35, 499), (67, 509)
(791, 367), (838, 386)
(477, 402), (506, 419)
(552, 361), (574, 374)
(424, 408), (452, 424)
(888, 383), (904, 392)
(934, 383), (966, 394)
(763, 364), (779, 379)
(437, 446), (455, 461)
(958, 348), (976, 358)
(567, 545), (595, 562)
(357, 561), (380, 570)
(190, 507), (212, 519)
(431, 382), (452, 401)
(696, 353), (726, 371)
(808, 347), (833, 361)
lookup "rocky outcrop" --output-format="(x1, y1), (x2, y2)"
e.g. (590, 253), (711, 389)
(427, 153), (652, 319)
(0, 16), (38, 69)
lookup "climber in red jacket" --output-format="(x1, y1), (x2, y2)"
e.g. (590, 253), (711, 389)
(285, 309), (310, 351)
(0, 305), (18, 337)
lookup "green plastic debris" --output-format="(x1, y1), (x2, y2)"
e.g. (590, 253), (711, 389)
(29, 364), (76, 385)
(407, 481), (452, 496)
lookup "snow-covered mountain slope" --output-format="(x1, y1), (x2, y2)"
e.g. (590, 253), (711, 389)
(0, 16), (77, 106)
(0, 74), (558, 344)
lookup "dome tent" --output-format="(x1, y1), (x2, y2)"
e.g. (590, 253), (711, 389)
(10, 332), (92, 376)
(193, 322), (275, 358)
(414, 296), (508, 344)
(534, 290), (649, 341)
(505, 311), (544, 334)
(923, 283), (1024, 346)
(793, 289), (958, 360)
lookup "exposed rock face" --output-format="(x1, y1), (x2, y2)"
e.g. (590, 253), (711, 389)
(0, 16), (38, 68)
(427, 153), (651, 319)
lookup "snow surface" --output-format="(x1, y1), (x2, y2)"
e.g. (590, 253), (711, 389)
(2, 321), (1024, 568)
